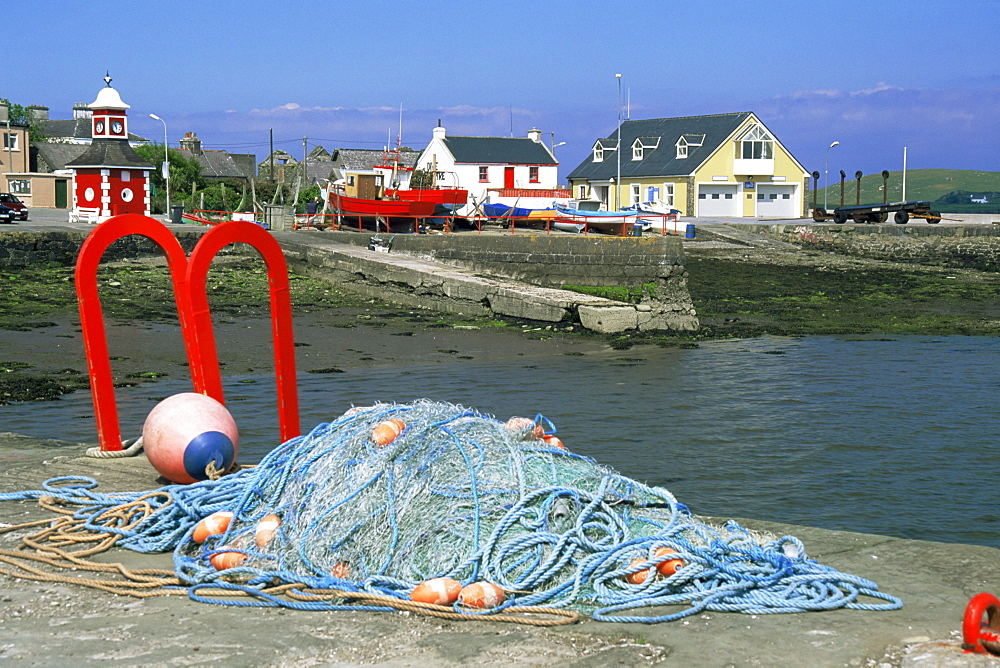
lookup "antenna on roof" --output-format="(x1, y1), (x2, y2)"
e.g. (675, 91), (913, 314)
(509, 104), (513, 137)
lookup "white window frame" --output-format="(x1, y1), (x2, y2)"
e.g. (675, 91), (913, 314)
(3, 133), (19, 151)
(593, 146), (604, 162)
(577, 184), (589, 199)
(676, 138), (688, 159)
(662, 182), (675, 207)
(9, 179), (30, 195)
(736, 125), (774, 160)
(631, 183), (640, 204)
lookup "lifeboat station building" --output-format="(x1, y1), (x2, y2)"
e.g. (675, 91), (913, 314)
(566, 112), (809, 218)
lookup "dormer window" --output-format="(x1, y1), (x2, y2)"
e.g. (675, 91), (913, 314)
(676, 138), (688, 159)
(675, 134), (703, 159)
(593, 144), (604, 162)
(631, 137), (659, 161)
(736, 124), (773, 159)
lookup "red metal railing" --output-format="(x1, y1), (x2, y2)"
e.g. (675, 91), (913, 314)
(75, 214), (300, 452)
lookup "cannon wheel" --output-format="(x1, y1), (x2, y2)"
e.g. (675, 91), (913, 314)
(928, 211), (941, 224)
(813, 208), (828, 222)
(834, 209), (848, 224)
(852, 214), (868, 223)
(871, 212), (888, 223)
(894, 210), (909, 224)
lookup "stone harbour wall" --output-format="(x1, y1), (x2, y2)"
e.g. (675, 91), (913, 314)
(0, 227), (700, 334)
(275, 232), (700, 333)
(735, 223), (1000, 271)
(303, 231), (699, 332)
(0, 227), (202, 267)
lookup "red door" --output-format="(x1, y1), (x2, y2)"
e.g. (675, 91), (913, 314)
(504, 167), (515, 189)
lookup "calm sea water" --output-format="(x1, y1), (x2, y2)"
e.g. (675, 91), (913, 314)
(3, 335), (998, 549)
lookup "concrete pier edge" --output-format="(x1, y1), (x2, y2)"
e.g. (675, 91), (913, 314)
(1, 432), (998, 666)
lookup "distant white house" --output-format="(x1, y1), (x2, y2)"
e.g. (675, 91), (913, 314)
(971, 195), (989, 204)
(414, 124), (564, 211)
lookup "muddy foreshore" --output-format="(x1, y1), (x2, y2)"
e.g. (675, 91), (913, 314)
(2, 235), (1000, 403)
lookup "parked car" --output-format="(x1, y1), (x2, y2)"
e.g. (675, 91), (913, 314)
(0, 193), (28, 220)
(0, 204), (15, 224)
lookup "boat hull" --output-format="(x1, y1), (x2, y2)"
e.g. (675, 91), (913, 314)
(329, 192), (437, 218)
(386, 188), (468, 208)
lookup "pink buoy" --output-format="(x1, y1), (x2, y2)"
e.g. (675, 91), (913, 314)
(142, 392), (239, 484)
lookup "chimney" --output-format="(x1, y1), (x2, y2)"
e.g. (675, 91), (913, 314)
(73, 103), (92, 120)
(27, 105), (49, 121)
(433, 122), (446, 140)
(0, 102), (7, 123)
(180, 131), (203, 155)
(528, 127), (542, 143)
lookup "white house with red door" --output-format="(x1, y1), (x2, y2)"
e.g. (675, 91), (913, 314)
(414, 124), (563, 211)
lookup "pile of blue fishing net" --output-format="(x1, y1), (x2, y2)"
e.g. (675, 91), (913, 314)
(4, 399), (903, 622)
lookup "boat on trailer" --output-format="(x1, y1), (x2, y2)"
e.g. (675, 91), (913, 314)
(552, 201), (642, 235)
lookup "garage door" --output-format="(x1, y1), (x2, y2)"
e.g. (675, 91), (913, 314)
(756, 184), (797, 218)
(697, 184), (740, 216)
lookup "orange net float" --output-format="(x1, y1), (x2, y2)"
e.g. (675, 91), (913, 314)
(209, 546), (247, 570)
(254, 514), (281, 548)
(624, 548), (685, 584)
(410, 577), (462, 605)
(654, 547), (684, 576)
(371, 419), (406, 446)
(542, 434), (566, 449)
(625, 558), (653, 585)
(192, 511), (233, 543)
(331, 562), (351, 579)
(503, 416), (544, 440)
(458, 581), (505, 609)
(142, 392), (239, 484)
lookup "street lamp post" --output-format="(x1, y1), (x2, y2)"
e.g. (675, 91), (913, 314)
(824, 140), (839, 212)
(615, 73), (622, 211)
(149, 114), (170, 218)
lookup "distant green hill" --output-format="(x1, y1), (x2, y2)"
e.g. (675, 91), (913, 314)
(809, 169), (1000, 212)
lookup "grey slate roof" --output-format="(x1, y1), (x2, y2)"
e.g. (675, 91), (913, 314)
(178, 148), (247, 180)
(567, 112), (754, 180)
(31, 142), (88, 172)
(330, 148), (419, 172)
(65, 138), (154, 169)
(440, 137), (556, 165)
(40, 118), (147, 144)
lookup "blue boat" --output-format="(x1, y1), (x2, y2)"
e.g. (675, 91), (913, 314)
(552, 201), (641, 235)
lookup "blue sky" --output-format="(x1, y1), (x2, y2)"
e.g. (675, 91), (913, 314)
(6, 0), (998, 181)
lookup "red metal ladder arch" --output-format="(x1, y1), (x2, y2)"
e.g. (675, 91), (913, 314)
(185, 220), (300, 443)
(75, 214), (300, 452)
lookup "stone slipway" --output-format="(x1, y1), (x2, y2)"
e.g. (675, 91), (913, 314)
(273, 232), (692, 334)
(2, 432), (998, 667)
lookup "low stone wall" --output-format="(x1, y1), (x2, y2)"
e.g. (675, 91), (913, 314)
(0, 226), (202, 267)
(732, 223), (1000, 271)
(0, 227), (700, 333)
(299, 231), (698, 331)
(276, 233), (699, 333)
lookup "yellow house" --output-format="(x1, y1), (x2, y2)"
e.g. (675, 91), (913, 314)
(566, 112), (810, 218)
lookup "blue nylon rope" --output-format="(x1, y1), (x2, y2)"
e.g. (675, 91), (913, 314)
(1, 400), (902, 620)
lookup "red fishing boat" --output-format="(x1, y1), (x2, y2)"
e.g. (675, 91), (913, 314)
(375, 147), (468, 211)
(328, 189), (436, 217)
(385, 187), (468, 208)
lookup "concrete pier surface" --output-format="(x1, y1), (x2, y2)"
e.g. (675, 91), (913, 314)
(2, 432), (998, 667)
